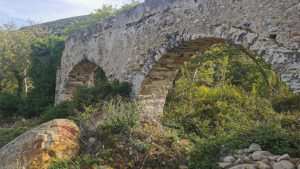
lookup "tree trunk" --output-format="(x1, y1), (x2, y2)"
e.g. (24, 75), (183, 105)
(24, 69), (30, 96)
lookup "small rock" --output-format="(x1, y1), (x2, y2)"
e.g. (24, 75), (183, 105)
(237, 149), (244, 155)
(277, 154), (291, 162)
(268, 26), (279, 33)
(242, 156), (251, 162)
(252, 151), (267, 161)
(269, 155), (280, 161)
(262, 158), (269, 164)
(178, 165), (188, 169)
(234, 154), (244, 158)
(229, 164), (256, 169)
(89, 137), (96, 144)
(255, 161), (271, 169)
(270, 160), (276, 167)
(291, 30), (300, 37)
(291, 158), (300, 164)
(224, 156), (235, 163)
(247, 143), (262, 153)
(219, 162), (233, 168)
(273, 160), (295, 169)
(220, 145), (231, 156)
(235, 158), (244, 164)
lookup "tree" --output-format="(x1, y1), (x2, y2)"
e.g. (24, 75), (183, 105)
(0, 22), (47, 96)
(25, 35), (66, 116)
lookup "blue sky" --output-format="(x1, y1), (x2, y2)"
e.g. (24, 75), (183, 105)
(0, 0), (143, 27)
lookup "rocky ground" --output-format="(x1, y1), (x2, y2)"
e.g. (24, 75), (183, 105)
(219, 143), (300, 169)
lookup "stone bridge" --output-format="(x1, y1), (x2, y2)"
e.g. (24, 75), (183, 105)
(55, 0), (300, 117)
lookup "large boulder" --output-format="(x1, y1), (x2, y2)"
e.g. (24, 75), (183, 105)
(0, 119), (80, 169)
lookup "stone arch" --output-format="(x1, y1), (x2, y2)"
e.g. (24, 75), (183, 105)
(64, 61), (98, 100)
(55, 0), (300, 116)
(138, 37), (228, 117)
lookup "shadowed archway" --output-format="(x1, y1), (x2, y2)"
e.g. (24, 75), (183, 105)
(64, 61), (98, 100)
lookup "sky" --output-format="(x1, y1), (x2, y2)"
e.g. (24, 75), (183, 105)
(0, 0), (143, 27)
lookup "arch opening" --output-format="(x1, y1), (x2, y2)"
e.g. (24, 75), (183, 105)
(137, 36), (291, 118)
(138, 37), (227, 117)
(65, 61), (99, 100)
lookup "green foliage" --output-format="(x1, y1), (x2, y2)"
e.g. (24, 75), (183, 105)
(25, 36), (66, 117)
(187, 125), (297, 169)
(94, 67), (108, 84)
(49, 99), (141, 168)
(234, 126), (295, 155)
(37, 101), (75, 124)
(62, 1), (140, 36)
(100, 98), (141, 134)
(0, 1), (139, 119)
(132, 140), (151, 153)
(0, 92), (24, 118)
(48, 155), (106, 169)
(0, 22), (47, 96)
(73, 80), (132, 110)
(163, 43), (300, 168)
(272, 94), (300, 113)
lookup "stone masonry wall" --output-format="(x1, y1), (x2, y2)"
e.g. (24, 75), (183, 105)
(55, 0), (300, 117)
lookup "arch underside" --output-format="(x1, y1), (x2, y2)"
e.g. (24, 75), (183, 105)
(138, 37), (226, 117)
(65, 61), (98, 100)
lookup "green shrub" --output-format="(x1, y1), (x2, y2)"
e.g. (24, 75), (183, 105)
(73, 80), (132, 110)
(0, 92), (23, 118)
(132, 140), (151, 153)
(100, 98), (141, 134)
(187, 125), (299, 169)
(272, 94), (300, 113)
(164, 85), (279, 139)
(37, 101), (76, 124)
(48, 155), (107, 169)
(234, 126), (292, 155)
(188, 137), (223, 169)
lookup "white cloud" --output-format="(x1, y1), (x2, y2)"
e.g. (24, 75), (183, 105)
(0, 0), (142, 26)
(61, 0), (106, 9)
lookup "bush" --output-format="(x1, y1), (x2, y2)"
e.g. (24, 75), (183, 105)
(164, 85), (279, 139)
(100, 98), (141, 134)
(187, 125), (299, 168)
(272, 94), (300, 113)
(234, 126), (293, 155)
(73, 80), (132, 110)
(48, 155), (104, 169)
(37, 101), (76, 124)
(0, 92), (23, 118)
